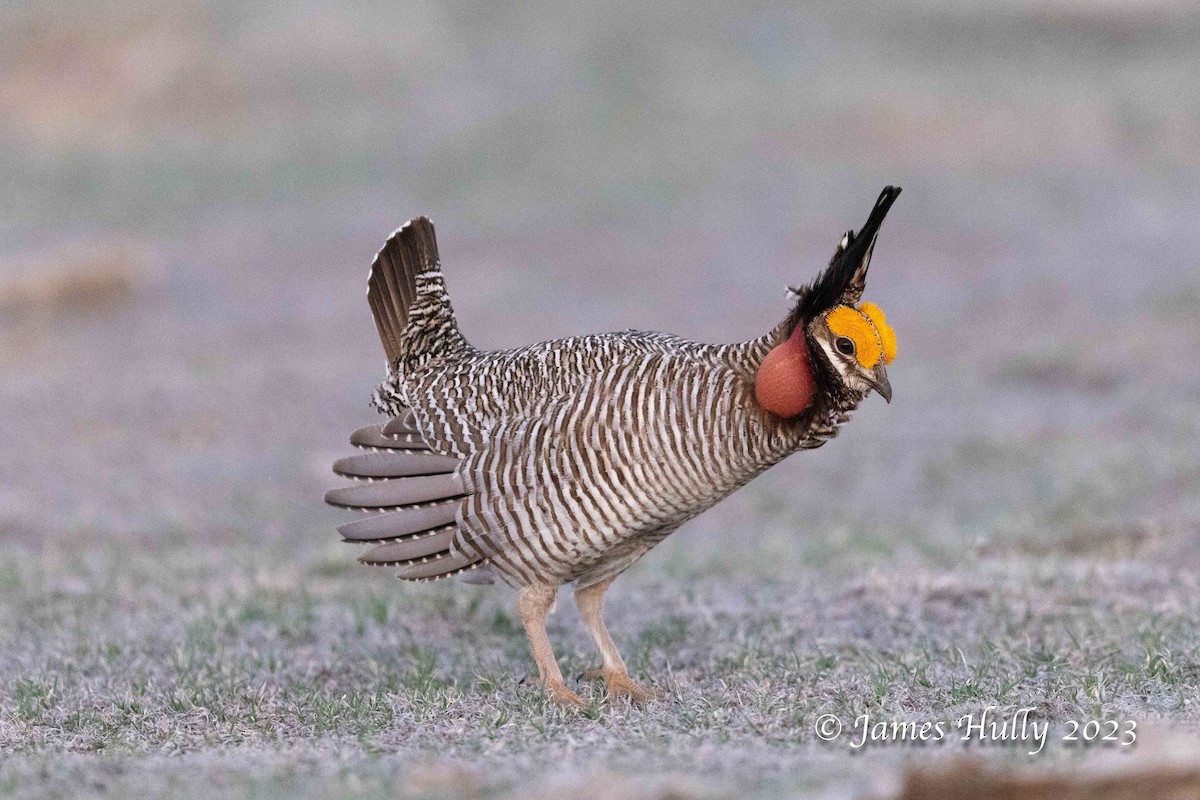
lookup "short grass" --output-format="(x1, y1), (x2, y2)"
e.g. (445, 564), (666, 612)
(4, 523), (1200, 799)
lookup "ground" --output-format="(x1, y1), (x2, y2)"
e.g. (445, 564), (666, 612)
(5, 536), (1200, 798)
(2, 1), (1200, 798)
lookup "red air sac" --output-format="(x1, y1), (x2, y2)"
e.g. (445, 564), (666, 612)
(754, 325), (815, 418)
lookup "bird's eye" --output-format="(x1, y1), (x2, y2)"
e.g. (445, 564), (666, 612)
(836, 336), (855, 356)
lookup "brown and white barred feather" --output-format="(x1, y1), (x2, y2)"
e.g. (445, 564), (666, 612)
(327, 217), (865, 587)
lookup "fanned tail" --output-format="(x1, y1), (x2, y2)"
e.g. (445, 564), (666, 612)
(368, 217), (469, 373)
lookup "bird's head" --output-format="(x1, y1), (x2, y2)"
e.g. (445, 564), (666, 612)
(754, 186), (901, 417)
(809, 301), (896, 403)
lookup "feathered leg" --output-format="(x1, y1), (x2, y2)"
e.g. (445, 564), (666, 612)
(517, 583), (585, 708)
(575, 579), (658, 703)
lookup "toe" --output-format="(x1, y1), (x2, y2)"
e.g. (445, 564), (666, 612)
(604, 671), (661, 704)
(621, 683), (662, 704)
(546, 681), (588, 709)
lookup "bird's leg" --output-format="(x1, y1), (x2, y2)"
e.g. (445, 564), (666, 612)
(574, 579), (659, 703)
(517, 583), (585, 708)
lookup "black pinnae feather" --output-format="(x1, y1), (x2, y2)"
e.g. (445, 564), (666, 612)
(791, 186), (901, 325)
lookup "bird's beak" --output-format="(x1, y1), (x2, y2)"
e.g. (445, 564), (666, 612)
(864, 364), (892, 403)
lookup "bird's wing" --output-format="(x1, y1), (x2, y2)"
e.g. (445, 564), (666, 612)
(324, 408), (489, 582)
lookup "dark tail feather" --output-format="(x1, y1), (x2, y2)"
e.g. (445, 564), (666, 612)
(367, 217), (466, 368)
(367, 287), (402, 368)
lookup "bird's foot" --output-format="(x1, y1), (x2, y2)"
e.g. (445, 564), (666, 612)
(581, 668), (660, 704)
(544, 678), (588, 709)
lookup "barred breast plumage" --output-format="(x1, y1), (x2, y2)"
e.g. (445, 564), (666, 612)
(328, 186), (902, 705)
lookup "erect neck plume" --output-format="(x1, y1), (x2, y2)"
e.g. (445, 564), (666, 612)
(754, 323), (815, 418)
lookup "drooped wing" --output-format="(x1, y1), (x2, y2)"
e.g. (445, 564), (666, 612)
(324, 409), (489, 581)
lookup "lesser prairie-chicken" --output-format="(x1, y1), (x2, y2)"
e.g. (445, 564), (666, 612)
(327, 187), (901, 706)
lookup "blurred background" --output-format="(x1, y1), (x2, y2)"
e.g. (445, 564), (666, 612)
(2, 0), (1200, 793)
(2, 0), (1196, 564)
